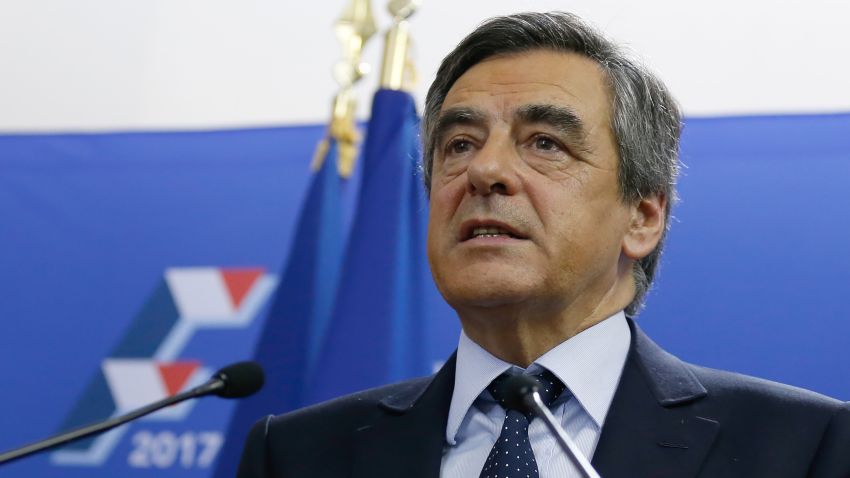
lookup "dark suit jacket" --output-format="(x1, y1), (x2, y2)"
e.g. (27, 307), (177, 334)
(237, 320), (850, 477)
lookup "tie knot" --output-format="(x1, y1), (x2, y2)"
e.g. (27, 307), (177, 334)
(487, 369), (566, 412)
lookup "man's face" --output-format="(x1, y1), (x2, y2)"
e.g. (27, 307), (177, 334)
(426, 49), (634, 317)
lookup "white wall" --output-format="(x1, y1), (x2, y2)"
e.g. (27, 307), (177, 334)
(1, 0), (848, 132)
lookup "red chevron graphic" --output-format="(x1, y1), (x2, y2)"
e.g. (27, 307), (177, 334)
(221, 268), (264, 308)
(158, 361), (201, 396)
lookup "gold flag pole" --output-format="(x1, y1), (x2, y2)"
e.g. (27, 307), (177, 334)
(380, 0), (421, 91)
(312, 0), (377, 177)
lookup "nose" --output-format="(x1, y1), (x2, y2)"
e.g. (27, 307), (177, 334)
(466, 135), (519, 196)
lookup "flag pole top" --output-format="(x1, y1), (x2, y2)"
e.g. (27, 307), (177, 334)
(380, 0), (421, 91)
(313, 0), (378, 177)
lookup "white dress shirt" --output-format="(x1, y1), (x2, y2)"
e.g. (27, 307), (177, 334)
(440, 312), (631, 478)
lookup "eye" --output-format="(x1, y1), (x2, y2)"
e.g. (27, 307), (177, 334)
(445, 138), (474, 156)
(532, 135), (561, 152)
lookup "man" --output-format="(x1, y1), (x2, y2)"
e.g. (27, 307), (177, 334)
(238, 12), (850, 477)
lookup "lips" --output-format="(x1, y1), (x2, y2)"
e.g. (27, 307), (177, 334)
(459, 220), (528, 241)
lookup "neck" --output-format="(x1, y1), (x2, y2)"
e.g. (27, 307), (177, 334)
(458, 269), (634, 367)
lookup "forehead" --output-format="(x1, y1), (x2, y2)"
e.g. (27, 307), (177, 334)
(441, 49), (612, 126)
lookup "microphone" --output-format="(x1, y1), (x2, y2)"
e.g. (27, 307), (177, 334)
(503, 374), (602, 478)
(199, 361), (265, 398)
(0, 361), (265, 466)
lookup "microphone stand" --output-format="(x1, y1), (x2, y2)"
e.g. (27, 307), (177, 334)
(0, 377), (225, 466)
(523, 390), (602, 478)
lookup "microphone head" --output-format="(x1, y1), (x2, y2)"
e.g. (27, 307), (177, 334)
(501, 374), (540, 414)
(212, 361), (265, 398)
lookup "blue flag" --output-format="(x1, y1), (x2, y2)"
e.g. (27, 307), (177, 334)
(213, 140), (347, 478)
(307, 89), (435, 403)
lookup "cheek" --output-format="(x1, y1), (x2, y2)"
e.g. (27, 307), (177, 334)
(427, 185), (457, 248)
(429, 172), (466, 219)
(533, 182), (623, 260)
(438, 158), (468, 182)
(426, 204), (443, 252)
(526, 177), (583, 233)
(426, 209), (444, 285)
(431, 160), (467, 201)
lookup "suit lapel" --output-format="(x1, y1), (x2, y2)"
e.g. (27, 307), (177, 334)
(351, 354), (456, 478)
(592, 320), (719, 478)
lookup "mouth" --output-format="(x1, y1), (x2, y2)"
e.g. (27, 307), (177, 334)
(459, 220), (528, 242)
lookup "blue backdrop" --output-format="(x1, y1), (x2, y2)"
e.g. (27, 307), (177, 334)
(0, 112), (848, 477)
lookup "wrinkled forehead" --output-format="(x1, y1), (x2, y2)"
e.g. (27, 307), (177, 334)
(440, 50), (613, 125)
(435, 50), (614, 151)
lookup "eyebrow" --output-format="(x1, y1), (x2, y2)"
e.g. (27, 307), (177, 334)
(432, 103), (593, 156)
(515, 104), (593, 154)
(432, 106), (487, 149)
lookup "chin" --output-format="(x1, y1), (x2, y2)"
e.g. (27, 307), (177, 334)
(438, 274), (538, 309)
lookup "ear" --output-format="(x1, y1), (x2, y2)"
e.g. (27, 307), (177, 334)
(622, 193), (667, 260)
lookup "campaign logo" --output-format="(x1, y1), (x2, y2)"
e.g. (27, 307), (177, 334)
(51, 267), (277, 467)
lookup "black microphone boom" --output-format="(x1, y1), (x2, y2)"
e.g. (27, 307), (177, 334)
(0, 361), (264, 467)
(504, 374), (602, 478)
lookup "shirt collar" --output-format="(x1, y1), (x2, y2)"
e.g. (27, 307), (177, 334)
(445, 311), (631, 445)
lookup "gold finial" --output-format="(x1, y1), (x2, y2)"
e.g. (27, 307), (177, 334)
(336, 0), (378, 70)
(380, 0), (420, 91)
(387, 0), (420, 21)
(312, 0), (377, 177)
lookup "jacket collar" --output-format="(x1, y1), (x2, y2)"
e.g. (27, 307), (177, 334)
(592, 318), (719, 478)
(375, 319), (710, 410)
(629, 318), (708, 405)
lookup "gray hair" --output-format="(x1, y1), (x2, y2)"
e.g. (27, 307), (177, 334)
(421, 11), (681, 316)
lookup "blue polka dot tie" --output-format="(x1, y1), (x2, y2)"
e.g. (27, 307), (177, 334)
(479, 370), (567, 478)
